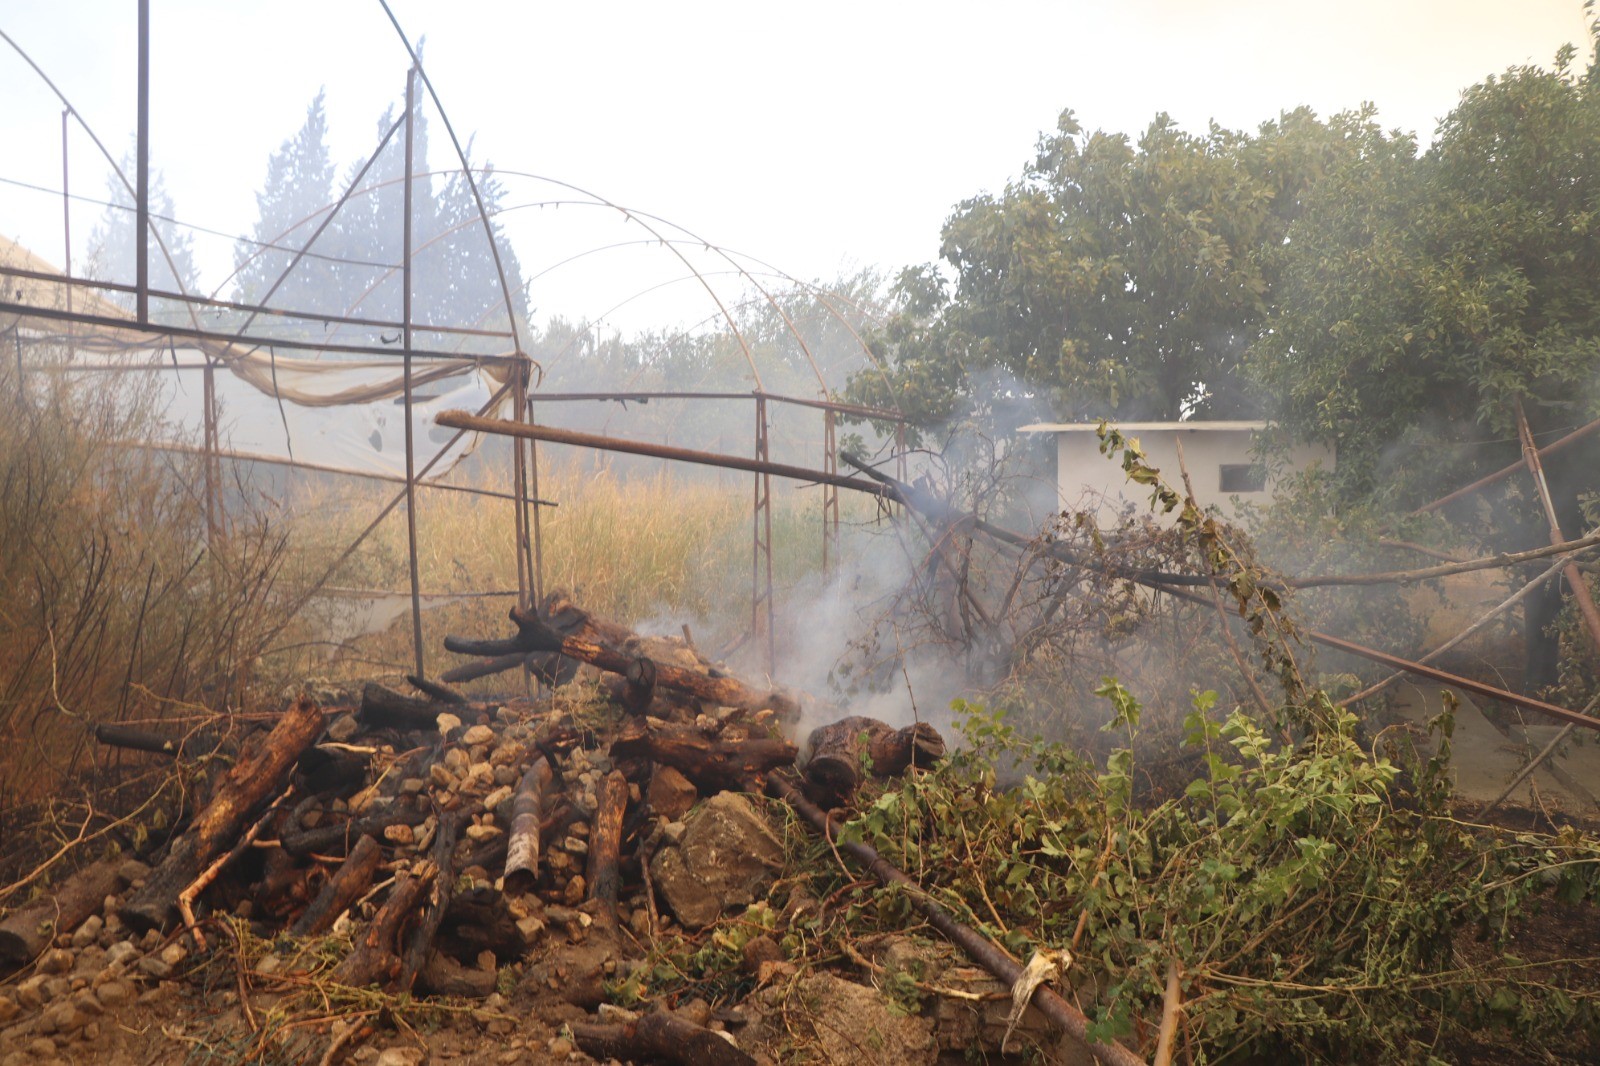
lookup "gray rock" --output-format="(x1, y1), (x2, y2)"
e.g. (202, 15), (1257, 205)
(35, 949), (72, 975)
(15, 975), (50, 1010)
(103, 941), (137, 967)
(649, 792), (786, 929)
(136, 956), (172, 980)
(93, 980), (133, 1007)
(69, 916), (102, 950)
(37, 1002), (85, 1035)
(326, 713), (360, 742)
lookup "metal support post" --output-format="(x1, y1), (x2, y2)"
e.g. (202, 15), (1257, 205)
(753, 395), (775, 675)
(402, 66), (425, 678)
(527, 388), (544, 605)
(202, 355), (219, 544)
(60, 109), (74, 360)
(135, 0), (149, 324)
(822, 408), (839, 573)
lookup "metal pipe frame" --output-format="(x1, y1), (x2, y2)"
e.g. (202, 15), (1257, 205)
(402, 66), (425, 678)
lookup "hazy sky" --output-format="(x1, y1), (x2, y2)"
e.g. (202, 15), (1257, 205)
(1, 1), (1593, 336)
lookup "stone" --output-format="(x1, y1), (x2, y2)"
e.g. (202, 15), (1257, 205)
(159, 942), (187, 967)
(36, 949), (73, 975)
(429, 764), (459, 790)
(435, 712), (462, 736)
(24, 1038), (57, 1057)
(37, 1002), (85, 1035)
(464, 823), (502, 843)
(116, 859), (150, 885)
(515, 916), (545, 942)
(69, 916), (103, 950)
(136, 956), (172, 980)
(646, 758), (697, 816)
(462, 724), (495, 746)
(384, 824), (416, 846)
(93, 981), (133, 1008)
(482, 785), (512, 811)
(0, 996), (16, 1022)
(444, 747), (470, 773)
(326, 714), (360, 743)
(400, 778), (426, 796)
(15, 975), (50, 1010)
(649, 792), (786, 929)
(103, 941), (137, 968)
(741, 934), (784, 973)
(545, 1037), (573, 1057)
(374, 1047), (426, 1066)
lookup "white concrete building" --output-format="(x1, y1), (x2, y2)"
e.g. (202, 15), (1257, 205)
(1020, 421), (1335, 525)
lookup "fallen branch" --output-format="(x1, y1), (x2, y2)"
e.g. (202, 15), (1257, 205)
(331, 863), (436, 988)
(121, 696), (324, 931)
(611, 719), (797, 793)
(289, 834), (384, 937)
(0, 859), (128, 970)
(767, 772), (1147, 1066)
(586, 770), (628, 926)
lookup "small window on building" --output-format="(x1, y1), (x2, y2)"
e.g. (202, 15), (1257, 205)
(1219, 463), (1266, 493)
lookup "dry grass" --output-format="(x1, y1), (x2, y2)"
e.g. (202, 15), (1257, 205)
(0, 356), (298, 810)
(272, 458), (845, 686)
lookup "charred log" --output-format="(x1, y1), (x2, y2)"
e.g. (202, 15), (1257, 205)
(0, 860), (128, 970)
(120, 696), (324, 932)
(609, 720), (796, 793)
(289, 834), (383, 938)
(586, 770), (628, 925)
(804, 716), (946, 806)
(503, 756), (553, 895)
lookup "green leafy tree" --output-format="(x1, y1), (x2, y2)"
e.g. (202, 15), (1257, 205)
(848, 106), (1376, 432)
(1252, 39), (1600, 686)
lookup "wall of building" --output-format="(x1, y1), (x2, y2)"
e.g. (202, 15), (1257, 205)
(1047, 425), (1334, 525)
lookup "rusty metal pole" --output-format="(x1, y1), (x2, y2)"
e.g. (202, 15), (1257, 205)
(402, 66), (425, 678)
(527, 395), (544, 605)
(60, 108), (73, 361)
(202, 354), (219, 544)
(1515, 397), (1600, 654)
(822, 408), (839, 573)
(753, 395), (775, 675)
(511, 371), (530, 610)
(134, 0), (149, 324)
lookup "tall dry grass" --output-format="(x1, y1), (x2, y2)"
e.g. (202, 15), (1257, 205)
(276, 458), (844, 686)
(0, 356), (300, 813)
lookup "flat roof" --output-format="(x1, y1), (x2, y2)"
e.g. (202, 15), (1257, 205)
(1019, 421), (1271, 433)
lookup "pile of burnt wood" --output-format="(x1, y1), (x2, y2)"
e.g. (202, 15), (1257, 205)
(0, 593), (945, 1065)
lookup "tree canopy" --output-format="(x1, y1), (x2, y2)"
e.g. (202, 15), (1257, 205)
(846, 105), (1385, 428)
(232, 89), (528, 352)
(1252, 42), (1600, 508)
